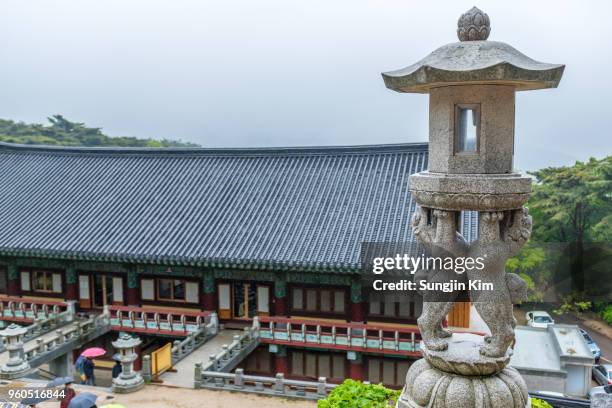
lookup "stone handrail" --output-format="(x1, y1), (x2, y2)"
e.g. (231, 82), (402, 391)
(171, 313), (219, 364)
(199, 318), (260, 373)
(195, 368), (337, 400)
(22, 308), (110, 363)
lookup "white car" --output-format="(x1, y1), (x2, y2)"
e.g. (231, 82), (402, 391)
(525, 311), (554, 328)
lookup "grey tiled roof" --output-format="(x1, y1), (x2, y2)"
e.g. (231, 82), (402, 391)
(0, 141), (451, 272)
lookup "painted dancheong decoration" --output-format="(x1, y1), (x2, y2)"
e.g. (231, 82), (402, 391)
(382, 7), (564, 408)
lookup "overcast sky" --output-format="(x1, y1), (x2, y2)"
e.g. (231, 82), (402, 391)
(0, 0), (610, 170)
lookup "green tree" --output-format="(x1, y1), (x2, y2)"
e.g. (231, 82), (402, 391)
(528, 156), (612, 293)
(506, 244), (547, 302)
(0, 115), (198, 148)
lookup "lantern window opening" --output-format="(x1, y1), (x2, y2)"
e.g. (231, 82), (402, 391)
(454, 103), (480, 154)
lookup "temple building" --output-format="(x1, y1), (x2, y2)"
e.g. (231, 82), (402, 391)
(0, 141), (477, 387)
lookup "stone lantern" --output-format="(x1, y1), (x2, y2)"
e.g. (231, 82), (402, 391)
(0, 323), (31, 379)
(112, 333), (145, 393)
(382, 7), (564, 408)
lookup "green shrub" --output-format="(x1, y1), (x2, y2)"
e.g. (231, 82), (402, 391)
(600, 304), (612, 325)
(531, 397), (553, 408)
(317, 379), (400, 408)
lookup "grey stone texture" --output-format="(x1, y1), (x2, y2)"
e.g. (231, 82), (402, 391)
(388, 6), (564, 407)
(422, 333), (511, 376)
(112, 333), (145, 393)
(427, 85), (515, 174)
(409, 172), (531, 211)
(397, 357), (529, 408)
(412, 206), (530, 356)
(457, 7), (491, 42)
(0, 324), (32, 379)
(382, 40), (564, 93)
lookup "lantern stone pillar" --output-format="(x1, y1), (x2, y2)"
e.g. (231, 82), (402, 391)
(0, 324), (31, 379)
(112, 333), (145, 393)
(382, 7), (564, 408)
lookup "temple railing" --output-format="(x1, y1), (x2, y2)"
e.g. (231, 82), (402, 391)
(171, 313), (219, 364)
(256, 316), (422, 356)
(0, 296), (72, 324)
(109, 306), (215, 336)
(24, 311), (111, 366)
(195, 369), (337, 400)
(199, 322), (260, 373)
(0, 299), (76, 352)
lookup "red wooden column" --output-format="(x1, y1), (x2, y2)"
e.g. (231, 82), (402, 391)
(350, 280), (364, 323)
(348, 352), (364, 380)
(134, 345), (142, 371)
(7, 264), (20, 297)
(127, 268), (140, 306)
(65, 266), (78, 302)
(201, 273), (215, 311)
(274, 345), (288, 375)
(273, 278), (287, 317)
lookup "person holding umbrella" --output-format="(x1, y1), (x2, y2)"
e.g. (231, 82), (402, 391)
(45, 376), (77, 408)
(79, 347), (106, 386)
(82, 357), (95, 386)
(68, 392), (97, 408)
(60, 378), (76, 408)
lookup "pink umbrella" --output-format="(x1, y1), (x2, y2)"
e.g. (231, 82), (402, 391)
(81, 347), (106, 358)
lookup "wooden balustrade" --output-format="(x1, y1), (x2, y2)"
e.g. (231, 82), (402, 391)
(257, 316), (423, 356)
(108, 305), (212, 335)
(0, 296), (70, 323)
(256, 316), (485, 357)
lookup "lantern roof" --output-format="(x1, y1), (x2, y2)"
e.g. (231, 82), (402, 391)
(382, 7), (564, 93)
(112, 333), (142, 349)
(0, 323), (27, 337)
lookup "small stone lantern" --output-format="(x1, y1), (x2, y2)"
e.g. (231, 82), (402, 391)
(112, 333), (144, 393)
(0, 323), (31, 379)
(382, 7), (564, 408)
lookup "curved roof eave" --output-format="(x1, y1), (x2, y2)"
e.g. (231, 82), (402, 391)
(382, 40), (564, 93)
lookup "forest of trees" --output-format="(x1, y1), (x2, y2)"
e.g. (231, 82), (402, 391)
(507, 156), (612, 323)
(0, 115), (198, 148)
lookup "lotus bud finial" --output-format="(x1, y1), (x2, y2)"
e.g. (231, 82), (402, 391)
(457, 6), (491, 41)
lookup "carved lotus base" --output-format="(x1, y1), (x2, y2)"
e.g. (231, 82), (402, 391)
(112, 374), (145, 394)
(397, 358), (529, 408)
(0, 360), (33, 379)
(422, 332), (511, 376)
(409, 171), (531, 211)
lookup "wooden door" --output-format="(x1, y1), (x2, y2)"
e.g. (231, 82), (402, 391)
(78, 275), (91, 309)
(256, 285), (270, 317)
(447, 301), (470, 328)
(218, 283), (231, 319)
(112, 277), (124, 305)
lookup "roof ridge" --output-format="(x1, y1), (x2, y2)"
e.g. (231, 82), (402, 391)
(0, 141), (428, 157)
